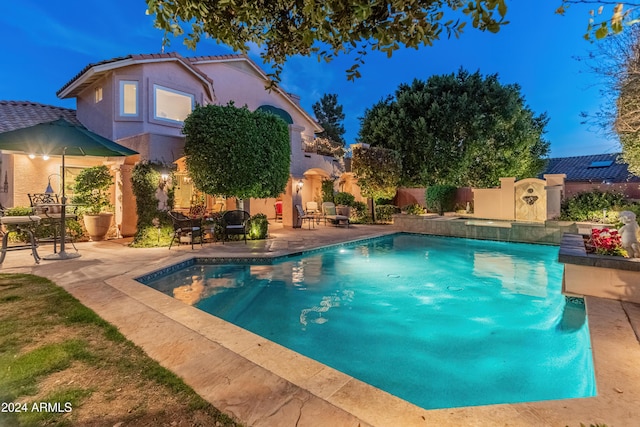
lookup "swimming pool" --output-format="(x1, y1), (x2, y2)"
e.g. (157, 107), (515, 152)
(140, 233), (596, 410)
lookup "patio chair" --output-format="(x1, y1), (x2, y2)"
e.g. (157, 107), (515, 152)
(222, 210), (250, 244)
(168, 211), (203, 250)
(295, 204), (315, 229)
(28, 193), (78, 253)
(274, 201), (283, 222)
(321, 202), (350, 227)
(305, 201), (319, 215)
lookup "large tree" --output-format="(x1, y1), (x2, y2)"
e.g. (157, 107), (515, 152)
(358, 69), (550, 188)
(146, 0), (508, 83)
(312, 93), (346, 146)
(578, 24), (640, 173)
(182, 104), (291, 199)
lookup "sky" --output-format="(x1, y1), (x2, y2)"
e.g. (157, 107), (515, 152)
(0, 1), (625, 158)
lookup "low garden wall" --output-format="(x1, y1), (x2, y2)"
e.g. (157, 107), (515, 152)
(392, 214), (578, 245)
(559, 233), (640, 304)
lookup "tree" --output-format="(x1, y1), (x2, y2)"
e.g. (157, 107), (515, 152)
(578, 24), (640, 173)
(351, 145), (402, 201)
(146, 0), (508, 84)
(182, 104), (291, 199)
(616, 28), (640, 173)
(358, 69), (549, 188)
(312, 93), (346, 146)
(556, 2), (640, 39)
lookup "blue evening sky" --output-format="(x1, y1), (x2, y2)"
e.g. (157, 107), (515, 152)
(0, 1), (622, 158)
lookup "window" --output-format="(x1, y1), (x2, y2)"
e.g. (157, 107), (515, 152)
(153, 85), (194, 123)
(95, 87), (103, 103)
(119, 80), (138, 116)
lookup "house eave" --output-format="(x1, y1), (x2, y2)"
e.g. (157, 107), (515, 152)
(57, 57), (215, 101)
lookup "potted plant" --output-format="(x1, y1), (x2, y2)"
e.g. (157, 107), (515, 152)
(72, 165), (114, 241)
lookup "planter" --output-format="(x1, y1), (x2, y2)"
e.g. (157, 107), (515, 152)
(83, 213), (114, 241)
(336, 206), (351, 218)
(559, 233), (640, 304)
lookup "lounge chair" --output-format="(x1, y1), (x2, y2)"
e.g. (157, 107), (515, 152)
(295, 205), (315, 229)
(321, 202), (350, 227)
(222, 210), (250, 243)
(168, 211), (203, 250)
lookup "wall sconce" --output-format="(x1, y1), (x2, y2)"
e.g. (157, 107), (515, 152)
(296, 179), (303, 194)
(159, 173), (169, 190)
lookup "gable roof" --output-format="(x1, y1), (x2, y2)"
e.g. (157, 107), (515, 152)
(542, 153), (640, 183)
(0, 100), (81, 133)
(57, 52), (322, 133)
(57, 52), (215, 100)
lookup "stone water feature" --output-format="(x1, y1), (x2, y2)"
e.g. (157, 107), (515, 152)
(472, 174), (565, 222)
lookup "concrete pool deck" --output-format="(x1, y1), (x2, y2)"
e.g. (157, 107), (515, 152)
(2, 223), (640, 426)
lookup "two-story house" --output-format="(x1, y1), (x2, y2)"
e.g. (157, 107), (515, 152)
(1, 52), (344, 234)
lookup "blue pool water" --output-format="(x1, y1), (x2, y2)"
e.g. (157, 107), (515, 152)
(142, 234), (596, 409)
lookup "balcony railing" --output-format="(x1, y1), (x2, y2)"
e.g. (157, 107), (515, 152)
(302, 137), (345, 158)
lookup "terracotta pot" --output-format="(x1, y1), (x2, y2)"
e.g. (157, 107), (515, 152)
(83, 212), (114, 241)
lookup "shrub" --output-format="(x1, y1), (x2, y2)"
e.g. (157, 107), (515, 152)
(376, 197), (394, 205)
(248, 213), (268, 240)
(375, 205), (399, 223)
(131, 161), (172, 246)
(350, 201), (370, 224)
(3, 207), (83, 243)
(321, 179), (335, 203)
(71, 165), (113, 215)
(334, 192), (355, 206)
(426, 185), (457, 215)
(560, 190), (627, 222)
(402, 204), (424, 215)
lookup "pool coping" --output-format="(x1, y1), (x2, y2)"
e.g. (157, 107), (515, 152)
(99, 234), (640, 426)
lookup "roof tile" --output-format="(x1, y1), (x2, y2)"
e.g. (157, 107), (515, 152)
(0, 100), (80, 133)
(541, 153), (640, 183)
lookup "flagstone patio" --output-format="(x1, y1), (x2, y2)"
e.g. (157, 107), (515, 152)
(2, 223), (639, 426)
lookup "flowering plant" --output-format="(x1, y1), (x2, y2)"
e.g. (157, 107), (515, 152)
(589, 228), (627, 257)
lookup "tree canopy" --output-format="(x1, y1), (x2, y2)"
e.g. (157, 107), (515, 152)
(358, 69), (550, 188)
(312, 93), (346, 146)
(351, 145), (402, 201)
(146, 0), (508, 83)
(182, 104), (291, 199)
(556, 2), (640, 39)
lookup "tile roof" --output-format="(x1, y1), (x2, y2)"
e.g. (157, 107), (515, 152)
(541, 153), (640, 183)
(57, 52), (228, 98)
(0, 100), (80, 133)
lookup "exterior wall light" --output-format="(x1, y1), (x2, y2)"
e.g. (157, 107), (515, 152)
(296, 179), (303, 193)
(159, 173), (169, 190)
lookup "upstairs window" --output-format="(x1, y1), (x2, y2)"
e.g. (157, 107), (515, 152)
(94, 87), (103, 103)
(119, 80), (138, 116)
(153, 84), (194, 123)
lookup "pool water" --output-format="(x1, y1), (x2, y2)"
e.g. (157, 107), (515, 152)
(143, 234), (596, 409)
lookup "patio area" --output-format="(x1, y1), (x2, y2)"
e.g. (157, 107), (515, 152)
(1, 222), (640, 426)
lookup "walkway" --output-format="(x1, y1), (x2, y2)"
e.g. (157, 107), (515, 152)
(2, 223), (639, 426)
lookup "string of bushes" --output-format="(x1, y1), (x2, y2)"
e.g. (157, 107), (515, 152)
(559, 190), (640, 224)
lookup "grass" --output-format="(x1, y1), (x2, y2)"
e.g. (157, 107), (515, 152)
(0, 273), (242, 427)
